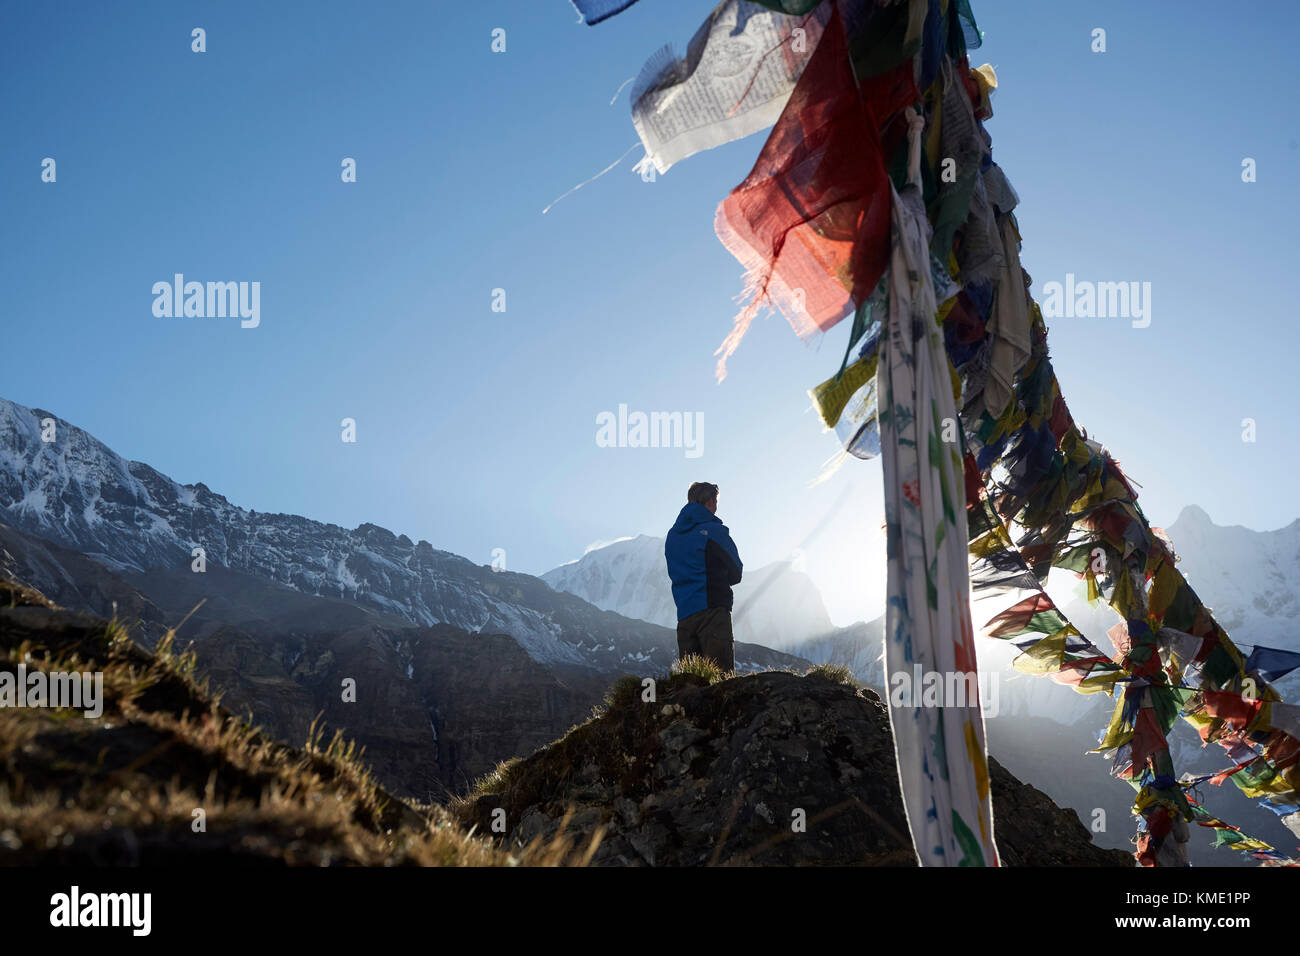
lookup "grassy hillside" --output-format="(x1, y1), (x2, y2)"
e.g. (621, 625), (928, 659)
(0, 575), (593, 865)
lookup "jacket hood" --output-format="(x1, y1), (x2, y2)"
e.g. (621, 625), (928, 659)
(670, 502), (720, 535)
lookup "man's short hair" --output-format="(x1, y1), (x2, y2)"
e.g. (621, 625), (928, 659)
(687, 482), (719, 505)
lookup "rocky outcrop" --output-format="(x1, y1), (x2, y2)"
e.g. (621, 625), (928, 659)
(457, 670), (1134, 867)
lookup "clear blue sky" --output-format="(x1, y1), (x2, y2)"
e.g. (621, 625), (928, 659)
(3, 0), (1297, 625)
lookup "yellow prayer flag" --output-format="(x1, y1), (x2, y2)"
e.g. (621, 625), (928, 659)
(809, 353), (878, 429)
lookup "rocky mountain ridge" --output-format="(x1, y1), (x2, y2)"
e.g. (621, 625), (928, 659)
(0, 397), (793, 677)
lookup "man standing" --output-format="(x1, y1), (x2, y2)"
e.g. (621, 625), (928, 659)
(665, 482), (743, 671)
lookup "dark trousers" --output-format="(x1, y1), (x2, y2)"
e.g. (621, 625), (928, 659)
(676, 606), (734, 671)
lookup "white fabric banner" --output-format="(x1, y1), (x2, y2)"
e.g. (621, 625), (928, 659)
(879, 112), (999, 867)
(631, 1), (828, 174)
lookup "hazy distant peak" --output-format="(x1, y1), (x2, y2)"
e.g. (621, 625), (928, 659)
(1173, 504), (1213, 526)
(543, 532), (834, 649)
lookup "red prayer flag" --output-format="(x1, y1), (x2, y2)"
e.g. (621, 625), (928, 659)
(1204, 689), (1264, 730)
(1209, 761), (1253, 787)
(1048, 393), (1071, 443)
(1263, 729), (1300, 770)
(1129, 707), (1170, 778)
(985, 592), (1056, 638)
(713, 4), (894, 380)
(963, 452), (983, 509)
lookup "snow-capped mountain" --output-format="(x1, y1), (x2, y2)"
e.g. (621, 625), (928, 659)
(542, 534), (834, 650)
(1162, 504), (1300, 653)
(0, 397), (799, 675)
(1047, 504), (1300, 703)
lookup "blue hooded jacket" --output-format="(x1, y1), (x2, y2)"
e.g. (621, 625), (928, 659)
(665, 502), (743, 621)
